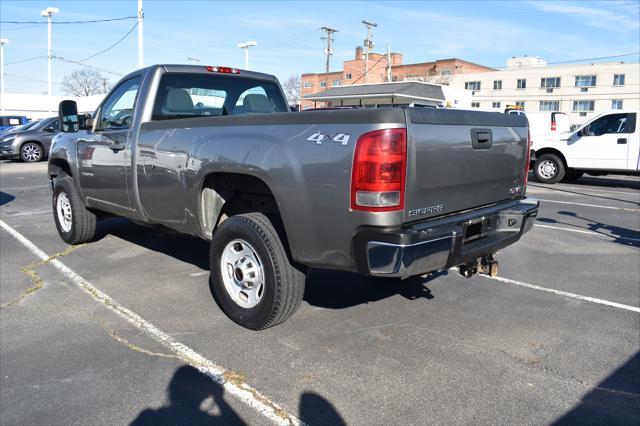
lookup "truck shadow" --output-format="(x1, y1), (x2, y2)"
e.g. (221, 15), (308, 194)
(303, 269), (441, 309)
(528, 183), (640, 206)
(0, 191), (15, 206)
(564, 175), (640, 190)
(537, 211), (640, 248)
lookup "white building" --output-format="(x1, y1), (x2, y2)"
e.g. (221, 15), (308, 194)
(0, 93), (103, 120)
(450, 58), (639, 126)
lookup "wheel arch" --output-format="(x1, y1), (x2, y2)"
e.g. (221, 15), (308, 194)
(534, 147), (568, 168)
(49, 158), (73, 179)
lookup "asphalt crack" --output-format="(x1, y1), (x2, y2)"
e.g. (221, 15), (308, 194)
(1, 244), (84, 308)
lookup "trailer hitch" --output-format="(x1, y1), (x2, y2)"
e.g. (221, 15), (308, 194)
(458, 254), (498, 278)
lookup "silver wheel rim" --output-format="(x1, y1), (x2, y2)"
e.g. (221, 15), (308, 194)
(538, 160), (557, 179)
(220, 239), (265, 309)
(22, 144), (41, 161)
(56, 192), (72, 233)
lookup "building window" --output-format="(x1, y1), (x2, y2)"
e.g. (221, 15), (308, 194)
(613, 74), (625, 86)
(575, 75), (597, 87)
(493, 80), (502, 90)
(465, 81), (481, 90)
(440, 69), (452, 76)
(572, 100), (595, 112)
(515, 101), (525, 108)
(319, 81), (327, 88)
(332, 80), (341, 87)
(471, 102), (480, 108)
(539, 101), (560, 111)
(612, 99), (623, 110)
(345, 73), (352, 80)
(492, 102), (501, 108)
(541, 77), (561, 88)
(303, 81), (311, 89)
(517, 79), (526, 89)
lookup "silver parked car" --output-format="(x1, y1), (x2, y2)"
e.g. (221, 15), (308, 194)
(0, 117), (59, 162)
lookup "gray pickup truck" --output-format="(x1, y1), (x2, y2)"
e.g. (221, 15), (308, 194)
(49, 64), (538, 329)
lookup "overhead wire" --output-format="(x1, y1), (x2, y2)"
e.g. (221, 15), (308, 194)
(0, 16), (137, 25)
(76, 21), (138, 62)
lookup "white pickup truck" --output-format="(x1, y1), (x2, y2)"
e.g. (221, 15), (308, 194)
(531, 110), (639, 183)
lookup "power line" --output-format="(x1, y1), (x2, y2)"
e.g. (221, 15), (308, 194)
(0, 16), (137, 25)
(52, 55), (123, 77)
(350, 55), (387, 85)
(0, 23), (42, 32)
(76, 21), (138, 62)
(4, 73), (61, 85)
(5, 56), (46, 66)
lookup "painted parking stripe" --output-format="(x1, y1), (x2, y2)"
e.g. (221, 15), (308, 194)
(481, 274), (640, 313)
(0, 219), (302, 426)
(536, 198), (640, 212)
(534, 224), (640, 243)
(528, 184), (639, 197)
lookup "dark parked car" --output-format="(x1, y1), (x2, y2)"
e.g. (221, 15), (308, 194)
(0, 115), (30, 131)
(0, 117), (59, 162)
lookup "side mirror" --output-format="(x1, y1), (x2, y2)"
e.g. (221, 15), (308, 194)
(58, 100), (79, 133)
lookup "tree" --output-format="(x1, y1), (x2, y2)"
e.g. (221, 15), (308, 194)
(61, 69), (110, 96)
(282, 75), (301, 109)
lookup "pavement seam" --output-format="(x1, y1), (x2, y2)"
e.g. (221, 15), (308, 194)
(0, 219), (302, 426)
(1, 244), (84, 308)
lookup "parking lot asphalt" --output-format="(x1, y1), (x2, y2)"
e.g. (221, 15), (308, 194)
(1, 159), (639, 425)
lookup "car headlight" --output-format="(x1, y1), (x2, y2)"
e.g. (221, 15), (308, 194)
(0, 136), (15, 144)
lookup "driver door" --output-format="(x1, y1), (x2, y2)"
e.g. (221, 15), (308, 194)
(569, 113), (632, 170)
(77, 76), (141, 215)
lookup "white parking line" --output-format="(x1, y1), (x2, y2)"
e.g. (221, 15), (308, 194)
(536, 198), (640, 212)
(481, 274), (640, 313)
(529, 185), (639, 197)
(534, 224), (640, 243)
(0, 219), (301, 426)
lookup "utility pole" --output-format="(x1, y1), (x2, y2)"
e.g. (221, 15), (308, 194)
(0, 39), (8, 114)
(101, 78), (109, 93)
(138, 0), (144, 68)
(321, 27), (337, 74)
(237, 41), (257, 69)
(386, 43), (392, 82)
(41, 7), (59, 113)
(361, 20), (377, 83)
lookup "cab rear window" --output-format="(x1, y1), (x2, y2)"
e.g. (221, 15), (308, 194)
(152, 73), (288, 120)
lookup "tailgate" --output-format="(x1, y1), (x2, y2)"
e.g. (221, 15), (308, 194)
(404, 108), (528, 223)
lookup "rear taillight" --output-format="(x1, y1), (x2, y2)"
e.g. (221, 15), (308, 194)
(551, 120), (556, 131)
(205, 66), (240, 74)
(523, 130), (532, 188)
(351, 128), (407, 211)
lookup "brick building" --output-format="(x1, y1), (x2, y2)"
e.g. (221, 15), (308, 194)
(301, 47), (494, 108)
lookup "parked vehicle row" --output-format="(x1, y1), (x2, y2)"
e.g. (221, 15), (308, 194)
(49, 64), (538, 329)
(0, 115), (29, 131)
(0, 117), (59, 162)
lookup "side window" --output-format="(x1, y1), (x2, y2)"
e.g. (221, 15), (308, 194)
(99, 77), (141, 130)
(49, 119), (59, 131)
(586, 113), (633, 136)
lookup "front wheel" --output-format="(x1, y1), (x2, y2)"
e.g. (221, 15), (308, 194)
(20, 142), (43, 162)
(52, 177), (97, 244)
(210, 213), (305, 330)
(533, 153), (565, 184)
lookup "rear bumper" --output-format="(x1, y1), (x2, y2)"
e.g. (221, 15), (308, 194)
(353, 198), (539, 277)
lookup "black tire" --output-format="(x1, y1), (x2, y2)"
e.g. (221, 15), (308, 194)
(52, 176), (97, 244)
(210, 212), (305, 330)
(563, 169), (584, 182)
(20, 142), (43, 162)
(533, 153), (565, 184)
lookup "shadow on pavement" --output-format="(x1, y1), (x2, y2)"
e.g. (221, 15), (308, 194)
(565, 175), (640, 190)
(0, 191), (15, 206)
(553, 351), (640, 425)
(130, 365), (245, 425)
(299, 391), (347, 425)
(537, 211), (640, 248)
(528, 183), (640, 205)
(304, 269), (441, 309)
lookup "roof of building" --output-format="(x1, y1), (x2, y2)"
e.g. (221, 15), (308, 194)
(303, 81), (446, 102)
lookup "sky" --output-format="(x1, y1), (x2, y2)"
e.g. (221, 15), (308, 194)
(1, 0), (639, 95)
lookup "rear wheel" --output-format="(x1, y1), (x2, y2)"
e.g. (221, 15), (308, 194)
(533, 153), (565, 184)
(210, 212), (305, 330)
(52, 177), (97, 244)
(20, 142), (43, 162)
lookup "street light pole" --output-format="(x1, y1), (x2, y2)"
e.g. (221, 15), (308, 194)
(41, 7), (59, 113)
(0, 39), (8, 115)
(138, 0), (144, 68)
(237, 41), (257, 70)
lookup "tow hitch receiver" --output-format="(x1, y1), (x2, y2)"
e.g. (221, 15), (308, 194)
(458, 254), (498, 278)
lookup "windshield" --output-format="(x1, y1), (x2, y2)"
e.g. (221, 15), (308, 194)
(6, 120), (39, 133)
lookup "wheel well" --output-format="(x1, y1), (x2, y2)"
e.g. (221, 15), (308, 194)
(534, 148), (567, 168)
(200, 173), (283, 238)
(49, 158), (72, 178)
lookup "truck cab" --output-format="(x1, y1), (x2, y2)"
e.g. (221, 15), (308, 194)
(531, 110), (639, 183)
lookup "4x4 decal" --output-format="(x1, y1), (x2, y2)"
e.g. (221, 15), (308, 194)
(306, 132), (351, 146)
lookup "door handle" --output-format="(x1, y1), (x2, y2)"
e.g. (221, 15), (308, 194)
(109, 141), (126, 151)
(617, 138), (627, 144)
(471, 128), (493, 149)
